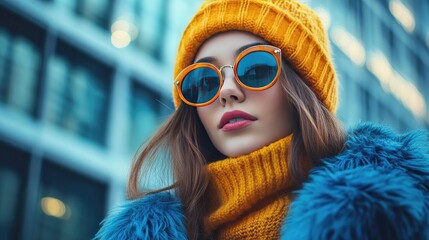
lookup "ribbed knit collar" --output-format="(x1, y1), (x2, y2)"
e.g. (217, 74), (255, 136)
(204, 135), (296, 238)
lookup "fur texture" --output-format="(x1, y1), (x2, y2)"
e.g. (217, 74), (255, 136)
(94, 192), (186, 240)
(95, 123), (429, 239)
(281, 123), (429, 240)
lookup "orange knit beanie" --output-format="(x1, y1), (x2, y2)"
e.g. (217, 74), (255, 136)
(173, 0), (338, 113)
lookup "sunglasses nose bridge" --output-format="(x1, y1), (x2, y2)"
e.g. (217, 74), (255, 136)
(218, 64), (234, 82)
(219, 64), (233, 74)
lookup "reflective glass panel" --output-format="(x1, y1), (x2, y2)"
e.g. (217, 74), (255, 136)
(0, 7), (44, 117)
(0, 141), (30, 240)
(34, 161), (107, 240)
(45, 41), (111, 145)
(129, 82), (164, 152)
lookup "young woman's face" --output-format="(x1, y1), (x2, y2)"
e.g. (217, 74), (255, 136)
(195, 31), (296, 157)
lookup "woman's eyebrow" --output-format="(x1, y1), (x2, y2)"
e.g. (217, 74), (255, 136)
(195, 42), (266, 64)
(195, 56), (217, 64)
(235, 42), (266, 55)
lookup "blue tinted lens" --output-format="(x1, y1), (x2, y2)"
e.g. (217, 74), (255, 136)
(236, 51), (278, 88)
(181, 67), (220, 104)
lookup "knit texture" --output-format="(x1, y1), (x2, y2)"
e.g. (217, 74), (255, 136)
(205, 135), (296, 239)
(173, 0), (338, 112)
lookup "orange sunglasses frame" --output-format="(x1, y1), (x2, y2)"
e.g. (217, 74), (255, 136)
(174, 45), (282, 107)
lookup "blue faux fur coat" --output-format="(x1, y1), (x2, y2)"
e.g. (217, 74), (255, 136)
(95, 123), (429, 239)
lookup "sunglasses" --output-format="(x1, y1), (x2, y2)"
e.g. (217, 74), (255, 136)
(175, 45), (282, 107)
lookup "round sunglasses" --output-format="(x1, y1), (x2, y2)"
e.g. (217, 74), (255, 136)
(175, 45), (282, 107)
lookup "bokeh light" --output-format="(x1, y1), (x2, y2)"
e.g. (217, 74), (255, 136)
(41, 197), (72, 219)
(389, 0), (415, 33)
(110, 19), (138, 48)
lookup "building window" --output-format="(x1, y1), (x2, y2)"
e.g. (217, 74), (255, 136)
(416, 58), (429, 94)
(129, 81), (164, 152)
(38, 0), (112, 29)
(136, 0), (167, 60)
(362, 87), (371, 121)
(44, 40), (112, 145)
(0, 7), (44, 117)
(0, 141), (30, 240)
(76, 0), (113, 29)
(115, 0), (168, 60)
(34, 160), (107, 240)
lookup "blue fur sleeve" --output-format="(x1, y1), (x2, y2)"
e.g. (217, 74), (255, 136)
(94, 192), (187, 240)
(281, 123), (429, 240)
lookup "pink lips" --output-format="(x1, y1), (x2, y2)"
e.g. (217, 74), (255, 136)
(219, 110), (257, 131)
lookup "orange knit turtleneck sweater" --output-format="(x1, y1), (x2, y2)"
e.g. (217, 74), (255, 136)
(204, 136), (297, 239)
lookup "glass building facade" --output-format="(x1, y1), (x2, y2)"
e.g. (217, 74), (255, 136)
(0, 0), (428, 239)
(0, 0), (199, 239)
(309, 0), (429, 132)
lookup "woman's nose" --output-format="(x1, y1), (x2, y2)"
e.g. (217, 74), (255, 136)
(218, 66), (245, 106)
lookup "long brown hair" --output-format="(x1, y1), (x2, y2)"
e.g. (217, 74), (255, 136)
(127, 60), (346, 239)
(281, 62), (347, 180)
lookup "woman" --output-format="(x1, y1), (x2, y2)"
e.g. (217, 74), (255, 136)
(95, 0), (429, 239)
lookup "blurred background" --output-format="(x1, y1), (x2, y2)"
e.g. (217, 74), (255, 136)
(0, 0), (428, 239)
